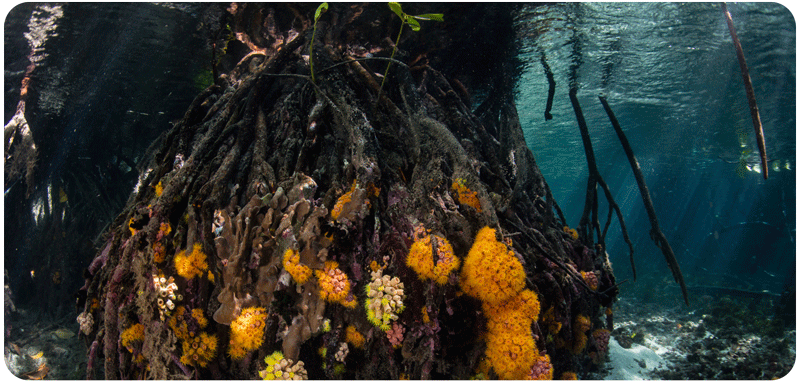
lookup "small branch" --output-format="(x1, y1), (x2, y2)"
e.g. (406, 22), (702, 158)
(595, 175), (635, 280)
(505, 217), (603, 297)
(599, 95), (689, 306)
(544, 180), (566, 228)
(721, 2), (768, 179)
(317, 56), (409, 75)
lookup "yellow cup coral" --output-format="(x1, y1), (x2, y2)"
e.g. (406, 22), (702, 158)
(484, 327), (537, 380)
(283, 249), (312, 284)
(481, 289), (542, 380)
(581, 271), (599, 291)
(483, 289), (540, 335)
(570, 314), (592, 354)
(128, 217), (138, 236)
(331, 180), (380, 222)
(563, 226), (579, 240)
(153, 242), (167, 263)
(121, 323), (145, 352)
(560, 371), (578, 380)
(259, 351), (308, 380)
(228, 307), (268, 360)
(192, 308), (209, 329)
(406, 234), (461, 285)
(315, 261), (352, 305)
(459, 227), (525, 305)
(527, 354), (554, 380)
(180, 332), (218, 368)
(460, 227), (548, 379)
(542, 306), (562, 336)
(174, 243), (208, 280)
(364, 269), (406, 331)
(154, 180), (164, 197)
(159, 221), (172, 237)
(451, 178), (482, 212)
(575, 314), (591, 333)
(169, 306), (186, 338)
(345, 325), (365, 349)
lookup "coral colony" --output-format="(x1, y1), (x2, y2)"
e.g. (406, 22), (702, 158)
(79, 171), (612, 378)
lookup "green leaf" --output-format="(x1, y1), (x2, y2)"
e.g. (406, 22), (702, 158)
(413, 13), (443, 22)
(406, 17), (421, 31)
(388, 2), (404, 18)
(315, 2), (328, 22)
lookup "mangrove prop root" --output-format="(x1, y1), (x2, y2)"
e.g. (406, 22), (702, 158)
(598, 95), (689, 305)
(721, 2), (768, 179)
(540, 50), (556, 121)
(77, 4), (616, 379)
(569, 87), (636, 281)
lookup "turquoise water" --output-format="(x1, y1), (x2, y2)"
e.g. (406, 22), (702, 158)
(515, 3), (795, 298)
(4, 2), (795, 309)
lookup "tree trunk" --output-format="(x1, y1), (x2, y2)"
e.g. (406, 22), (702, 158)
(78, 3), (617, 379)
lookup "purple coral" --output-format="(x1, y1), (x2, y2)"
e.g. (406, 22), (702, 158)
(88, 238), (113, 275)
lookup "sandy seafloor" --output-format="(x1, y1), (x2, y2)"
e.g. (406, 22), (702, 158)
(3, 292), (796, 379)
(590, 294), (796, 380)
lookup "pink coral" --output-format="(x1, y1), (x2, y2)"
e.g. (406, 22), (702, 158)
(77, 312), (93, 335)
(593, 328), (611, 356)
(581, 271), (599, 291)
(386, 322), (404, 348)
(527, 354), (554, 380)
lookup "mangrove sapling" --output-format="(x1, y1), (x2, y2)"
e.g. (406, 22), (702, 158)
(309, 2), (328, 84)
(376, 2), (442, 103)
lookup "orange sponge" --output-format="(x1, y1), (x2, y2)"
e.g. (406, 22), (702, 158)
(174, 243), (208, 280)
(406, 234), (460, 285)
(228, 307), (268, 360)
(459, 227), (525, 305)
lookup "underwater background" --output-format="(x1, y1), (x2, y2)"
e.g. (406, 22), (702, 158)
(3, 2), (796, 379)
(515, 2), (795, 304)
